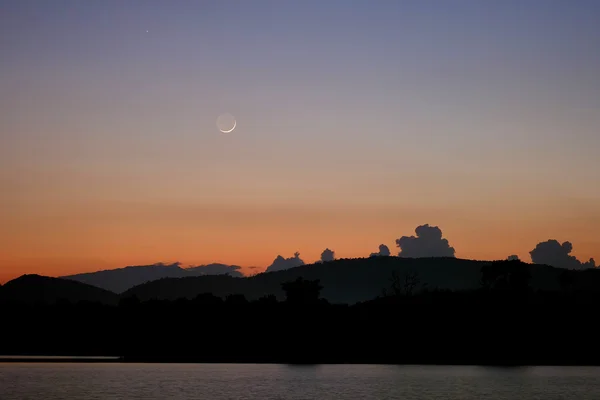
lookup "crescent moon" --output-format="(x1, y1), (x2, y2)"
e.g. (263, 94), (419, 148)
(219, 120), (236, 133)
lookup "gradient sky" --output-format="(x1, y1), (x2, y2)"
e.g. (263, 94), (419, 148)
(1, 0), (599, 282)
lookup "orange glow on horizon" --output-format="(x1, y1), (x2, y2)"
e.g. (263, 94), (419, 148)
(1, 0), (599, 287)
(1, 200), (598, 284)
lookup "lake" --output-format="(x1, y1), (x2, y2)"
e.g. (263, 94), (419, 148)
(1, 363), (600, 399)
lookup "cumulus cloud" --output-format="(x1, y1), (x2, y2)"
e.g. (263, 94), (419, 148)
(265, 252), (305, 273)
(507, 255), (520, 261)
(320, 248), (335, 262)
(530, 240), (596, 270)
(186, 263), (243, 277)
(395, 224), (455, 258)
(369, 244), (391, 257)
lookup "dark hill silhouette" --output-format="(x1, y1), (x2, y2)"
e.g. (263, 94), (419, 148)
(62, 262), (243, 294)
(185, 263), (243, 277)
(4, 257), (593, 308)
(62, 263), (189, 293)
(5, 261), (600, 364)
(122, 257), (568, 304)
(6, 259), (600, 364)
(0, 274), (118, 305)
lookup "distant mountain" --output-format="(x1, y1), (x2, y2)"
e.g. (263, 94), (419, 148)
(0, 274), (118, 305)
(3, 256), (598, 307)
(122, 257), (568, 304)
(62, 262), (244, 293)
(62, 263), (188, 293)
(185, 263), (243, 277)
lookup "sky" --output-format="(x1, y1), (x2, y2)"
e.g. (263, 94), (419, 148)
(1, 0), (599, 282)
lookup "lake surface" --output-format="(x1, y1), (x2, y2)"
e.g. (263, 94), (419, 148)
(1, 363), (600, 399)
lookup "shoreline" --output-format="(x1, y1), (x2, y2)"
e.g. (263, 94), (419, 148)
(0, 356), (121, 363)
(3, 356), (600, 367)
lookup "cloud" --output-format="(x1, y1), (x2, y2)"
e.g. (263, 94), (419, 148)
(507, 255), (520, 261)
(530, 240), (596, 270)
(395, 224), (456, 258)
(369, 244), (391, 257)
(186, 263), (243, 277)
(320, 248), (335, 262)
(265, 252), (305, 273)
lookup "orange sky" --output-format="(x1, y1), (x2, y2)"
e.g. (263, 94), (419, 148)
(1, 2), (599, 284)
(1, 193), (598, 283)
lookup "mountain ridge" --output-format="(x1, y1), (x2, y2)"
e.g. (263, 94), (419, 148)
(62, 262), (243, 293)
(3, 256), (598, 306)
(0, 274), (118, 305)
(121, 257), (569, 304)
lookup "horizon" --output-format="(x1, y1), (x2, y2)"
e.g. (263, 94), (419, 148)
(1, 227), (595, 285)
(1, 1), (599, 284)
(0, 254), (520, 284)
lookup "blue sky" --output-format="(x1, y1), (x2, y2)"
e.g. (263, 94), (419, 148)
(1, 0), (598, 279)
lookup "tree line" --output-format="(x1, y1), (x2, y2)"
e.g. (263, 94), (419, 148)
(2, 260), (600, 365)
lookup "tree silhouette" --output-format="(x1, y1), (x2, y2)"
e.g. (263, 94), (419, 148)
(558, 269), (576, 292)
(256, 294), (277, 305)
(480, 260), (531, 294)
(281, 277), (323, 304)
(225, 294), (248, 305)
(118, 294), (140, 308)
(386, 270), (424, 297)
(192, 293), (223, 306)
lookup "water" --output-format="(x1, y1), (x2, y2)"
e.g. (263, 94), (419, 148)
(1, 363), (600, 399)
(0, 356), (118, 361)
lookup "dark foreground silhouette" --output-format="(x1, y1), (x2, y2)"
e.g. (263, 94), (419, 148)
(67, 256), (593, 304)
(3, 260), (600, 365)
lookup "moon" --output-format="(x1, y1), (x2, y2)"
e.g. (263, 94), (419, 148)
(216, 113), (236, 133)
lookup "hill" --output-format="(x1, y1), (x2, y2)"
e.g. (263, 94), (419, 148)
(185, 263), (243, 277)
(62, 262), (244, 293)
(122, 257), (568, 304)
(62, 263), (189, 293)
(0, 274), (118, 305)
(4, 259), (600, 363)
